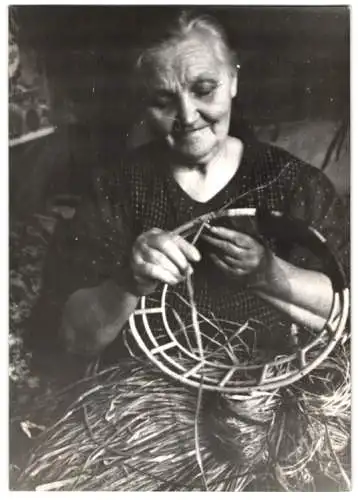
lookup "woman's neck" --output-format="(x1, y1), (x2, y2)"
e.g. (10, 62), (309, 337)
(171, 137), (243, 203)
(170, 139), (228, 174)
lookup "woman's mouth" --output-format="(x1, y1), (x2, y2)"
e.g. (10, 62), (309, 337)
(174, 125), (208, 138)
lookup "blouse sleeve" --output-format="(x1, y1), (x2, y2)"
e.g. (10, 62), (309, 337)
(41, 165), (136, 309)
(286, 161), (349, 283)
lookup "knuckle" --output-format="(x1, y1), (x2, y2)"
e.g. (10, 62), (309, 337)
(223, 241), (230, 252)
(234, 235), (242, 247)
(159, 235), (171, 251)
(132, 251), (145, 269)
(142, 262), (156, 278)
(131, 249), (140, 262)
(171, 233), (182, 245)
(157, 255), (171, 272)
(244, 234), (252, 245)
(137, 232), (148, 245)
(138, 228), (163, 246)
(228, 242), (237, 255)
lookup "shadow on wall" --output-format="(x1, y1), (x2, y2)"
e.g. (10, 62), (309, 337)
(255, 120), (349, 196)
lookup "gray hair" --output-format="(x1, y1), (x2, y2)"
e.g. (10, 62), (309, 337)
(135, 10), (238, 76)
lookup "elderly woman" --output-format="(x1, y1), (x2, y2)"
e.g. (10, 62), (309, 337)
(17, 10), (350, 492)
(41, 11), (348, 361)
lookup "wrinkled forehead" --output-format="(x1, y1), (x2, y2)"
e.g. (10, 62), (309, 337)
(144, 33), (231, 89)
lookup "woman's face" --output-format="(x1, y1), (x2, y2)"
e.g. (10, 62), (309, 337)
(144, 32), (237, 164)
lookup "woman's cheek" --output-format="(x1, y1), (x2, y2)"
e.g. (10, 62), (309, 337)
(204, 93), (233, 122)
(147, 108), (174, 135)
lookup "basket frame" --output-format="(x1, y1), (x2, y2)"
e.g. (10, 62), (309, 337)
(129, 208), (349, 394)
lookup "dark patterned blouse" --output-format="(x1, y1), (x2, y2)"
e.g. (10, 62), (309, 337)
(43, 138), (349, 349)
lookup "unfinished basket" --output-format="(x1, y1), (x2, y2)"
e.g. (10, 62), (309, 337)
(129, 208), (349, 394)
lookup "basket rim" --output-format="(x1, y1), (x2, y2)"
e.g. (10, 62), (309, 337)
(129, 207), (349, 394)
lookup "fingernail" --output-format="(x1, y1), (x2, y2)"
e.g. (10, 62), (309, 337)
(193, 250), (201, 261)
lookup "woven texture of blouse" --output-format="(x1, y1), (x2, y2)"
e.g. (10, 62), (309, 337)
(43, 139), (349, 348)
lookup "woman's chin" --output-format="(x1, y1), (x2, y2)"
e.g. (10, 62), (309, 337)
(171, 142), (221, 165)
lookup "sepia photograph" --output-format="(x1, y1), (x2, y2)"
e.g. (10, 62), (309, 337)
(9, 4), (350, 492)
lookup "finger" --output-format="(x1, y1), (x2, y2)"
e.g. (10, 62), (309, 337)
(221, 252), (261, 269)
(209, 253), (249, 276)
(208, 226), (253, 248)
(221, 253), (245, 268)
(139, 246), (185, 279)
(217, 251), (263, 273)
(209, 253), (232, 274)
(150, 238), (188, 272)
(150, 236), (198, 272)
(174, 235), (202, 263)
(137, 261), (183, 286)
(201, 234), (245, 259)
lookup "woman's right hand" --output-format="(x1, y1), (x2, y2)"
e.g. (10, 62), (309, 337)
(130, 228), (201, 296)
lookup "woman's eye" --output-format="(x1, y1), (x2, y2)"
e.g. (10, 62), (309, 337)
(193, 82), (218, 98)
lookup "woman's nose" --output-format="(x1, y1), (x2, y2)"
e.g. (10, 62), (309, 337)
(174, 93), (199, 130)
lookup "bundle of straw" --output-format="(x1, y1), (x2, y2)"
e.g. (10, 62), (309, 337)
(15, 342), (350, 492)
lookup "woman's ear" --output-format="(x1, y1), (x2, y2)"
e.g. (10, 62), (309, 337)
(230, 68), (238, 99)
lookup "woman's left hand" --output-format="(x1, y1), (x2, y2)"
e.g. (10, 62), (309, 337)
(201, 225), (269, 282)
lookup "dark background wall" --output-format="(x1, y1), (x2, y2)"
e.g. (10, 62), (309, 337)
(15, 6), (349, 125)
